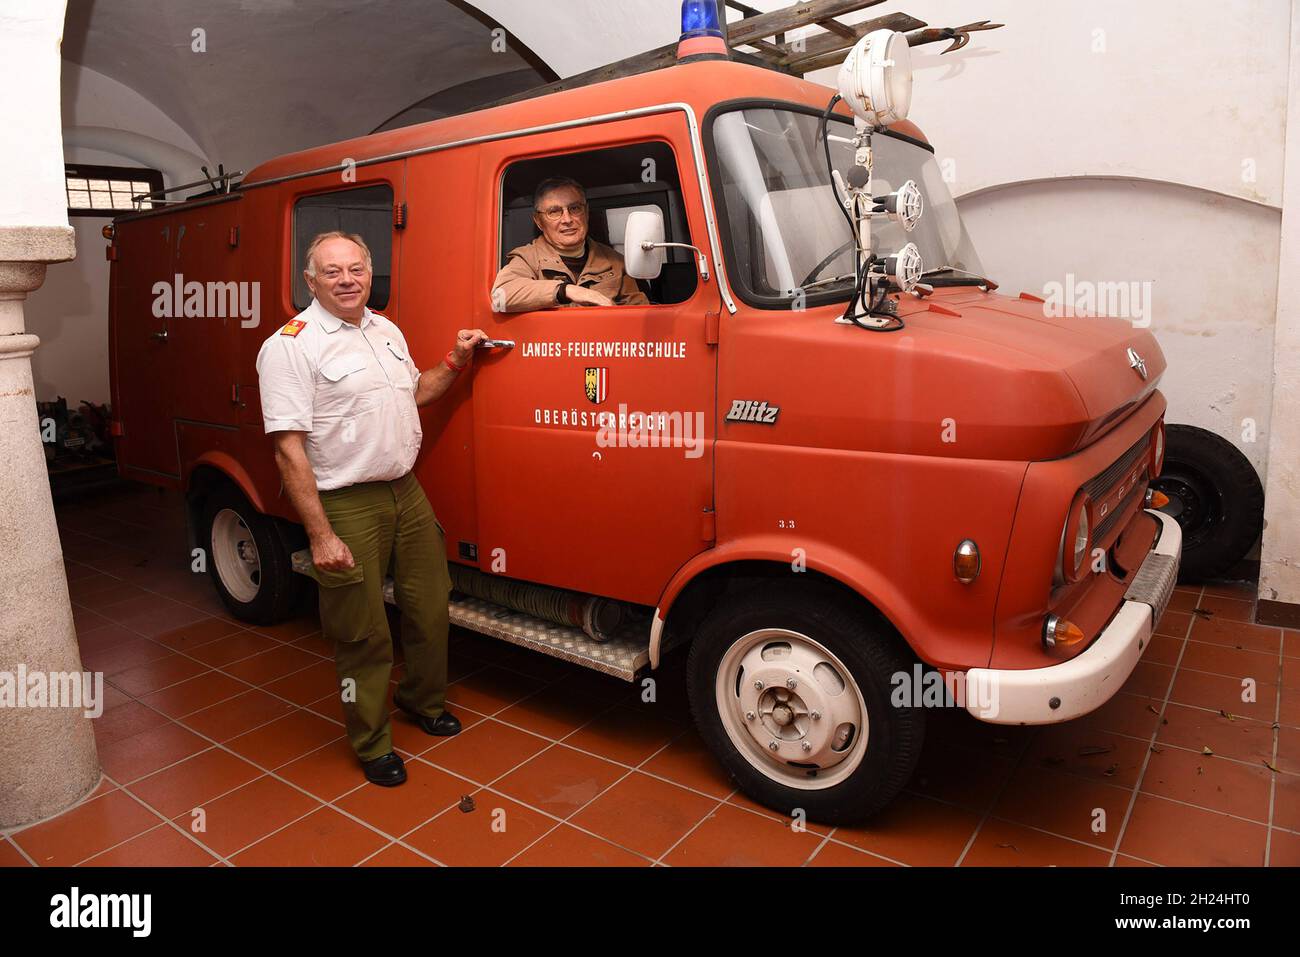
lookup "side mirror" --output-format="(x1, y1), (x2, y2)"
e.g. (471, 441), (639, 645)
(623, 209), (666, 280)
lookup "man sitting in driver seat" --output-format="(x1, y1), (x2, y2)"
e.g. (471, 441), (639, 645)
(491, 176), (649, 311)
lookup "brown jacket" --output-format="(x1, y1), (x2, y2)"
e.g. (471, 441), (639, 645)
(491, 236), (649, 312)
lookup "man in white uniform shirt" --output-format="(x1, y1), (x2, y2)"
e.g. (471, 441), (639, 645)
(257, 230), (486, 786)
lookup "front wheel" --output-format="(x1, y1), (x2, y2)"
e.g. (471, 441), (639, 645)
(686, 585), (925, 825)
(200, 484), (303, 625)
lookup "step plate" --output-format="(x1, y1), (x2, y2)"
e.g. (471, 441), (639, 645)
(449, 596), (649, 682)
(292, 550), (648, 681)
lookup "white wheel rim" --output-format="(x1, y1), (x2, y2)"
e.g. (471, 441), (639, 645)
(211, 508), (261, 604)
(714, 628), (869, 790)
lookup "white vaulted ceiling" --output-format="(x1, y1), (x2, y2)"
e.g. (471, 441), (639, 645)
(62, 0), (552, 177)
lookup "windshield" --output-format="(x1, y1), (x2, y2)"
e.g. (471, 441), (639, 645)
(710, 107), (985, 306)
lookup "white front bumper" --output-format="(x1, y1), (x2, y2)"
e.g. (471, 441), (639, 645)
(964, 509), (1183, 726)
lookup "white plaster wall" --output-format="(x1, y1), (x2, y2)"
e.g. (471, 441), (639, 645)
(958, 179), (1281, 480)
(0, 1), (72, 227)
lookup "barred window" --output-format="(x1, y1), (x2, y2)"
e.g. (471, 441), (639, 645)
(65, 164), (164, 215)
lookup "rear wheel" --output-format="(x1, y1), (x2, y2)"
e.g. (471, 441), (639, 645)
(200, 484), (303, 624)
(686, 584), (925, 825)
(1151, 424), (1263, 583)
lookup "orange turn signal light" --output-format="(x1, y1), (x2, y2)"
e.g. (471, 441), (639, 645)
(953, 539), (980, 583)
(1043, 615), (1086, 650)
(1145, 489), (1170, 508)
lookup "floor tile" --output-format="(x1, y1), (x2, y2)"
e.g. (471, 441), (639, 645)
(1189, 617), (1282, 654)
(225, 707), (344, 769)
(423, 719), (550, 785)
(277, 740), (369, 803)
(571, 772), (717, 859)
(445, 666), (545, 716)
(152, 617), (247, 653)
(1119, 793), (1266, 866)
(509, 824), (649, 866)
(92, 699), (172, 747)
(98, 722), (209, 784)
(562, 704), (687, 768)
(81, 824), (219, 866)
(178, 689), (297, 742)
(992, 764), (1131, 848)
(128, 748), (263, 818)
(222, 646), (321, 686)
(1155, 703), (1275, 767)
(11, 790), (161, 866)
(176, 776), (320, 858)
(108, 654), (210, 697)
(493, 745), (625, 820)
(359, 843), (436, 867)
(187, 630), (281, 667)
(1169, 669), (1278, 724)
(908, 739), (1015, 812)
(961, 818), (1110, 866)
(262, 659), (339, 706)
(139, 670), (249, 718)
(807, 840), (898, 866)
(1021, 725), (1149, 788)
(662, 803), (821, 866)
(496, 685), (612, 740)
(834, 796), (980, 866)
(640, 732), (736, 800)
(404, 793), (553, 866)
(231, 807), (388, 866)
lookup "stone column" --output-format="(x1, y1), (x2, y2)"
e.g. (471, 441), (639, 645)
(0, 227), (101, 829)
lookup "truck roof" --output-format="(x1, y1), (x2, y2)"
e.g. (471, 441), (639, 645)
(240, 58), (929, 190)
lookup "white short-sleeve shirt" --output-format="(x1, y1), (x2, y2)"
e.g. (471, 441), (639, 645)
(255, 299), (422, 491)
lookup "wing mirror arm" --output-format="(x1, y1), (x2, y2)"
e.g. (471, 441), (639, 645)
(639, 241), (710, 282)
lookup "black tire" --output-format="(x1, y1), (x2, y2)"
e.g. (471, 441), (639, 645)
(686, 583), (925, 825)
(200, 483), (303, 625)
(1151, 425), (1264, 583)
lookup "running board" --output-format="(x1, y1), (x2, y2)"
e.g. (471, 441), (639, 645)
(291, 551), (650, 681)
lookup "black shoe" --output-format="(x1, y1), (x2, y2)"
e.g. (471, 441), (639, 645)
(394, 696), (462, 737)
(361, 751), (407, 787)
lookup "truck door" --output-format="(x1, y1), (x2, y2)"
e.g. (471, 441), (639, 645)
(112, 215), (185, 479)
(459, 115), (718, 606)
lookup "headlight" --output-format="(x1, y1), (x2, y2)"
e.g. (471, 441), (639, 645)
(871, 242), (923, 292)
(1152, 421), (1165, 477)
(874, 180), (924, 231)
(1062, 493), (1092, 581)
(836, 29), (913, 129)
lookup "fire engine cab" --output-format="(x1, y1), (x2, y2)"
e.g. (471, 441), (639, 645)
(106, 6), (1180, 822)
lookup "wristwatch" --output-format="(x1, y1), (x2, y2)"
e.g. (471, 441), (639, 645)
(555, 282), (570, 304)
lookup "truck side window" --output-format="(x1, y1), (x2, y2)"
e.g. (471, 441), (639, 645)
(291, 183), (394, 310)
(500, 141), (697, 305)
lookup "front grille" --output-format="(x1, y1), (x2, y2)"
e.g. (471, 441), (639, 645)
(1083, 433), (1150, 501)
(1095, 478), (1144, 542)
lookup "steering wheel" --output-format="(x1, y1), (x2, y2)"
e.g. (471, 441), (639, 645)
(799, 238), (856, 288)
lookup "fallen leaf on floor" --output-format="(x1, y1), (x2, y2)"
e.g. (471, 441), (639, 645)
(1078, 745), (1113, 756)
(1150, 745), (1163, 754)
(1202, 746), (1214, 755)
(458, 794), (476, 813)
(1263, 759), (1279, 773)
(1146, 705), (1160, 715)
(1191, 608), (1213, 619)
(1103, 763), (1119, 776)
(996, 843), (1019, 852)
(1218, 710), (1235, 721)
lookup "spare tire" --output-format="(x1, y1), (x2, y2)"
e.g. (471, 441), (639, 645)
(1150, 424), (1264, 583)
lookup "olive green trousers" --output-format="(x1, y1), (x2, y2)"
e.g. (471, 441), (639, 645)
(311, 472), (451, 761)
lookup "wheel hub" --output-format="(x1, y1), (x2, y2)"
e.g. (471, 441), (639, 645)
(720, 631), (866, 787)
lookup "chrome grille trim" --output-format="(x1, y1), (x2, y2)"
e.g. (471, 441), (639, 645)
(1083, 432), (1150, 501)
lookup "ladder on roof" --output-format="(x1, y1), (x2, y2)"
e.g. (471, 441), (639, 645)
(490, 0), (1002, 108)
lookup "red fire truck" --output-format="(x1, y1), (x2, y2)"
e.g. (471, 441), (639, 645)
(106, 14), (1180, 821)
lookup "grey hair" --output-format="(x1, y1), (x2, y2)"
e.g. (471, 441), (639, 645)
(304, 231), (372, 277)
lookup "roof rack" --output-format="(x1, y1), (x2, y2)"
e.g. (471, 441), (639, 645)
(489, 1), (1002, 108)
(130, 164), (243, 209)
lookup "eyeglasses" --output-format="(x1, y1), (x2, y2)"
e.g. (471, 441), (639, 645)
(536, 201), (588, 222)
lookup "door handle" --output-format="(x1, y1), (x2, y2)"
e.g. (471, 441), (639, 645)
(477, 339), (514, 350)
(150, 330), (168, 342)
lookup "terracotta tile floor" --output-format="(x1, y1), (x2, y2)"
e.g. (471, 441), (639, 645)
(2, 482), (1297, 867)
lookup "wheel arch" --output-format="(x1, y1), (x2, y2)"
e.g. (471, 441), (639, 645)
(651, 540), (919, 668)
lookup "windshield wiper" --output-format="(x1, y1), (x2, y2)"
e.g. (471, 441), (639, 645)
(921, 266), (998, 290)
(800, 274), (856, 291)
